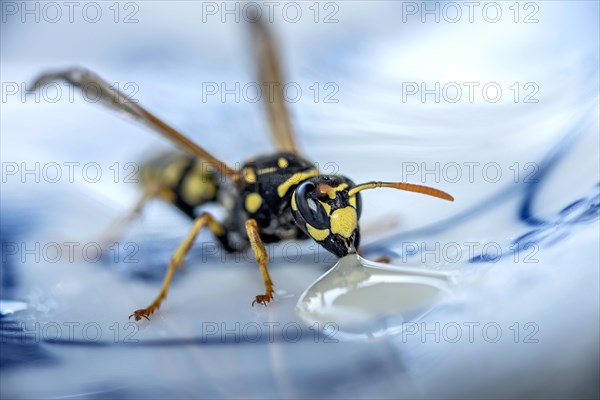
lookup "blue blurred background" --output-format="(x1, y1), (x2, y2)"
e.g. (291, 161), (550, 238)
(1, 1), (599, 398)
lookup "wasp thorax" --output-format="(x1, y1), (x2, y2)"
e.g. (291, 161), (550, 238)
(291, 175), (362, 258)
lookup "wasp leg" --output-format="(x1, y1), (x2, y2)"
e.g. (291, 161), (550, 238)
(98, 185), (160, 249)
(129, 212), (226, 321)
(358, 248), (391, 264)
(374, 256), (391, 264)
(245, 219), (275, 306)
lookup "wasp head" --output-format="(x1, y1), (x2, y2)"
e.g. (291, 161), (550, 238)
(291, 175), (362, 258)
(291, 176), (455, 259)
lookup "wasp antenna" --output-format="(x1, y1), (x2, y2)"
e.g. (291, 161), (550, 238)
(348, 182), (454, 202)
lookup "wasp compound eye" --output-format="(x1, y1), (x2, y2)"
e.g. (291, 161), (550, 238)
(353, 191), (363, 219)
(295, 181), (330, 230)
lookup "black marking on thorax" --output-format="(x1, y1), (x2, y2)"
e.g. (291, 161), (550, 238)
(235, 152), (317, 242)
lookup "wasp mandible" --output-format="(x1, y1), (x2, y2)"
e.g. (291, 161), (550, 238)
(32, 18), (454, 321)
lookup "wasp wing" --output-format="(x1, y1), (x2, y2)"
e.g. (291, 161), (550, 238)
(252, 19), (300, 154)
(31, 68), (238, 180)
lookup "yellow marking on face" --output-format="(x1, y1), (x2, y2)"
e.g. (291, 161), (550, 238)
(243, 168), (257, 184)
(317, 184), (335, 199)
(330, 206), (357, 239)
(319, 200), (331, 215)
(245, 193), (263, 214)
(182, 176), (216, 205)
(277, 169), (319, 197)
(278, 157), (289, 168)
(291, 192), (298, 211)
(258, 166), (278, 175)
(318, 183), (349, 199)
(349, 196), (357, 209)
(334, 183), (348, 194)
(306, 224), (330, 241)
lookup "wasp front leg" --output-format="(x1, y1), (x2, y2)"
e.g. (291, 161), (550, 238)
(129, 212), (227, 321)
(245, 219), (275, 306)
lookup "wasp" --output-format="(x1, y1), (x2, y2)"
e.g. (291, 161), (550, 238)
(32, 19), (454, 321)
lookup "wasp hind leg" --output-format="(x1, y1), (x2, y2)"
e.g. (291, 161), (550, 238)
(245, 219), (275, 306)
(129, 212), (227, 321)
(97, 185), (162, 249)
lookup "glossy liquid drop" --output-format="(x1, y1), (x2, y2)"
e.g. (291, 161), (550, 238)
(296, 254), (460, 339)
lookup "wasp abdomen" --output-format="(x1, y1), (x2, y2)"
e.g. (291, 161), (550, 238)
(139, 152), (220, 219)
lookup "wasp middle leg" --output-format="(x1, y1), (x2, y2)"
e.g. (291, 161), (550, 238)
(129, 212), (228, 321)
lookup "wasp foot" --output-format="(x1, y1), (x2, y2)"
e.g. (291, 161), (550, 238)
(252, 289), (274, 306)
(375, 256), (391, 264)
(129, 305), (158, 321)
